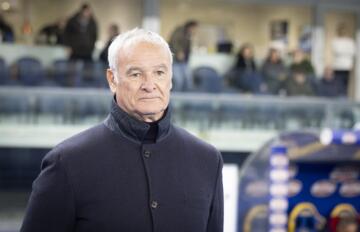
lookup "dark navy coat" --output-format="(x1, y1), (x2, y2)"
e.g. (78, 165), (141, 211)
(21, 100), (223, 232)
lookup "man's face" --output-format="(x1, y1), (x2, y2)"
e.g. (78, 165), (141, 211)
(107, 41), (172, 122)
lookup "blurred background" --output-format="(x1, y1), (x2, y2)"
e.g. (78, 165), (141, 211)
(0, 0), (360, 231)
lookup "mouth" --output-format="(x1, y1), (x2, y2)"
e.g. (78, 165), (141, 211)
(139, 97), (160, 101)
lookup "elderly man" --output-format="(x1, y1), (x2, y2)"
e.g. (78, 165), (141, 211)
(21, 29), (223, 232)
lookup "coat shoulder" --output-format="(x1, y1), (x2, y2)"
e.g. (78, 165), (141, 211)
(172, 125), (221, 160)
(45, 123), (109, 162)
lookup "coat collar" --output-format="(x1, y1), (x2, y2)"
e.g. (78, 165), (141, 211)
(105, 96), (171, 144)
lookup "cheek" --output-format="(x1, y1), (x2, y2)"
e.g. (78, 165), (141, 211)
(159, 81), (171, 97)
(117, 82), (136, 101)
(164, 77), (172, 90)
(162, 82), (172, 103)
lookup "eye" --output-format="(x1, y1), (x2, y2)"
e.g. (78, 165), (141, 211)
(156, 70), (165, 76)
(130, 72), (141, 78)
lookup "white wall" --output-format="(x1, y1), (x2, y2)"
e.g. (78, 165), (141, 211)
(160, 2), (312, 58)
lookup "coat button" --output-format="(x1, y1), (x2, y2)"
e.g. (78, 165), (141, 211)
(151, 200), (158, 209)
(144, 150), (151, 158)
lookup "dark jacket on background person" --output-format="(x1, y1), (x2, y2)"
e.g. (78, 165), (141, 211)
(99, 38), (113, 64)
(235, 54), (256, 72)
(64, 13), (97, 60)
(290, 60), (315, 76)
(317, 78), (344, 97)
(285, 77), (314, 96)
(228, 53), (264, 93)
(261, 60), (287, 94)
(0, 16), (14, 42)
(21, 98), (224, 232)
(169, 26), (192, 63)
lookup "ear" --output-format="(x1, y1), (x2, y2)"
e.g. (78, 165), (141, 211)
(106, 69), (117, 93)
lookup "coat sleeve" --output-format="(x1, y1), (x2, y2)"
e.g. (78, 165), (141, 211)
(20, 149), (76, 232)
(91, 18), (98, 45)
(168, 28), (185, 58)
(63, 17), (75, 47)
(206, 152), (224, 232)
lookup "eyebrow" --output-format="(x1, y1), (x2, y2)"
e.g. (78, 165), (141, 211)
(154, 64), (168, 71)
(125, 64), (168, 75)
(125, 67), (143, 76)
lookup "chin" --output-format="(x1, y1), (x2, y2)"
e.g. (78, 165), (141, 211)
(138, 106), (165, 116)
(140, 109), (162, 115)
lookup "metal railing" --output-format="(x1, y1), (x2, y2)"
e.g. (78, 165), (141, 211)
(0, 86), (359, 150)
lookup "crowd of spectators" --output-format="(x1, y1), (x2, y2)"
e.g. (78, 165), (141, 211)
(0, 4), (355, 98)
(225, 45), (347, 98)
(167, 21), (354, 98)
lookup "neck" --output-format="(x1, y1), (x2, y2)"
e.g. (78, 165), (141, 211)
(134, 112), (164, 123)
(128, 106), (166, 123)
(106, 98), (171, 144)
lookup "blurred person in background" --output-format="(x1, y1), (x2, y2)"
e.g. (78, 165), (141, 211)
(289, 49), (315, 76)
(285, 67), (314, 96)
(332, 23), (356, 95)
(317, 66), (345, 98)
(0, 13), (14, 42)
(169, 20), (198, 91)
(289, 48), (317, 92)
(235, 43), (256, 72)
(261, 48), (288, 94)
(35, 18), (66, 45)
(20, 28), (223, 232)
(99, 23), (120, 64)
(228, 43), (265, 94)
(64, 3), (98, 61)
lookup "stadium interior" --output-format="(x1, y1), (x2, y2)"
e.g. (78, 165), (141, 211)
(1, 0), (360, 231)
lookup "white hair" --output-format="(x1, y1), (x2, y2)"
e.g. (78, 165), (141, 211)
(108, 28), (173, 74)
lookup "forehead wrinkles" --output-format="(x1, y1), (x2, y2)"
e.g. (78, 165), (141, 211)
(124, 64), (168, 74)
(119, 42), (171, 72)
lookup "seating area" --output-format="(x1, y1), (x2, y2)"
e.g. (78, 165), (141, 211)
(0, 55), (233, 93)
(192, 66), (225, 93)
(0, 53), (353, 99)
(0, 57), (108, 88)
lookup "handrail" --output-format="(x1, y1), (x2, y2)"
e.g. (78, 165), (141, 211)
(0, 86), (356, 106)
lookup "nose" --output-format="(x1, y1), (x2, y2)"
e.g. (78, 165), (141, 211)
(141, 74), (156, 92)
